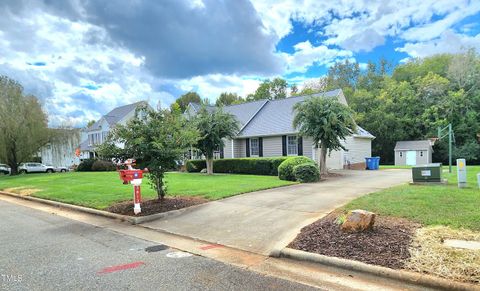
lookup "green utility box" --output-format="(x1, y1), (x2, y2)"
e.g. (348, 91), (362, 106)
(412, 163), (443, 182)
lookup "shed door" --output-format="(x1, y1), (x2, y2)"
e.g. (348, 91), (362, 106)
(406, 151), (416, 166)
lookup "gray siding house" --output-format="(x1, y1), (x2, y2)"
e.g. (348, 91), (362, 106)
(186, 89), (375, 170)
(394, 140), (434, 166)
(79, 101), (150, 159)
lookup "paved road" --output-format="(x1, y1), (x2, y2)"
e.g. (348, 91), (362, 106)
(0, 200), (316, 291)
(144, 169), (411, 255)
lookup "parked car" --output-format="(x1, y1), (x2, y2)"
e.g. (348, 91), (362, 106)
(18, 163), (55, 174)
(0, 164), (11, 175)
(54, 166), (69, 173)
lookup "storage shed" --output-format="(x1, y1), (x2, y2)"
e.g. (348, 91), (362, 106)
(394, 140), (434, 166)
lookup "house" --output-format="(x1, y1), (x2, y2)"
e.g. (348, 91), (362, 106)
(79, 101), (150, 159)
(186, 89), (375, 170)
(394, 140), (434, 166)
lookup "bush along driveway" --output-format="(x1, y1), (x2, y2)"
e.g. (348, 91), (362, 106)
(0, 172), (295, 215)
(290, 166), (480, 284)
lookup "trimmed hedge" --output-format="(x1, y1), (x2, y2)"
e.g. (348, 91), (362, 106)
(278, 156), (315, 181)
(91, 160), (116, 171)
(76, 159), (96, 172)
(77, 159), (116, 172)
(293, 162), (320, 183)
(186, 157), (289, 176)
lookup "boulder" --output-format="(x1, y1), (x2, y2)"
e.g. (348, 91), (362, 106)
(341, 209), (376, 232)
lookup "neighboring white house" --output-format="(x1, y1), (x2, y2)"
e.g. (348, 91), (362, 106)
(79, 101), (149, 158)
(41, 101), (149, 168)
(186, 89), (375, 170)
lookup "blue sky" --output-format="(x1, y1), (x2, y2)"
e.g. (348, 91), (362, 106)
(0, 0), (479, 126)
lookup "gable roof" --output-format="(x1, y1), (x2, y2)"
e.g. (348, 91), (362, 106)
(88, 101), (147, 131)
(186, 88), (374, 139)
(394, 140), (433, 151)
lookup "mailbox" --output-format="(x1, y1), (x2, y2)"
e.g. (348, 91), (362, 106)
(117, 159), (148, 215)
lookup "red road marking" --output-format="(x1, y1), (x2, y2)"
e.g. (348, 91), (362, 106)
(97, 261), (145, 274)
(199, 244), (224, 250)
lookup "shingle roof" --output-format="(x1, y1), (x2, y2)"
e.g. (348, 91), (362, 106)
(238, 89), (347, 137)
(186, 88), (375, 139)
(88, 101), (146, 131)
(394, 140), (432, 151)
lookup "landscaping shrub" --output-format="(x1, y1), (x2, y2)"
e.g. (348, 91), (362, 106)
(185, 157), (289, 175)
(91, 160), (116, 171)
(186, 160), (206, 172)
(76, 159), (96, 171)
(278, 156), (315, 181)
(293, 162), (320, 183)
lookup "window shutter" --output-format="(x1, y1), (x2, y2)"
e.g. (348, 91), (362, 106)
(297, 136), (303, 156)
(220, 145), (224, 159)
(259, 137), (263, 157)
(282, 135), (287, 156)
(245, 138), (250, 157)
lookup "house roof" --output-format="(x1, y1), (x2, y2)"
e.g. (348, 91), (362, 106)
(186, 88), (375, 139)
(394, 140), (433, 151)
(88, 101), (146, 131)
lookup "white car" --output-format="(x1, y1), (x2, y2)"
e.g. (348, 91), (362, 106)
(0, 164), (11, 175)
(53, 166), (69, 173)
(19, 163), (55, 174)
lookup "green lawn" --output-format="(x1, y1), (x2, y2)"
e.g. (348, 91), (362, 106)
(345, 166), (480, 230)
(0, 172), (295, 209)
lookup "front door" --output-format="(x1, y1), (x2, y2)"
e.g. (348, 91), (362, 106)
(406, 151), (416, 166)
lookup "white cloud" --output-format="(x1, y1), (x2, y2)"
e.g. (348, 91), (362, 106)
(283, 40), (353, 73)
(396, 30), (480, 58)
(176, 74), (261, 102)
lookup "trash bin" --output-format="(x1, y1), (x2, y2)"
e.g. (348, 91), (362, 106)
(365, 157), (380, 170)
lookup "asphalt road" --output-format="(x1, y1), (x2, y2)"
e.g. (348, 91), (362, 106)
(0, 200), (317, 291)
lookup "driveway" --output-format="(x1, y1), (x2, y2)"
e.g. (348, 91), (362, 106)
(143, 169), (411, 255)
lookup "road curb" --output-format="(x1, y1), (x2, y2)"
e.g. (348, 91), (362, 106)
(277, 248), (479, 291)
(0, 191), (201, 225)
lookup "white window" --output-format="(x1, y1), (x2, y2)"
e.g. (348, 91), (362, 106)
(250, 138), (259, 156)
(287, 135), (298, 155)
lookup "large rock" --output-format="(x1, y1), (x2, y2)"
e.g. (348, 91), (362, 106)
(341, 209), (376, 232)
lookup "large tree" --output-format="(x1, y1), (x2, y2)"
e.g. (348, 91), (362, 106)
(247, 77), (288, 101)
(171, 91), (201, 112)
(98, 105), (198, 200)
(0, 76), (49, 174)
(194, 107), (239, 175)
(215, 92), (244, 106)
(293, 97), (356, 176)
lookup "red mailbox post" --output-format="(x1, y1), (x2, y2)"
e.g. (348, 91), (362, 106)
(118, 159), (148, 215)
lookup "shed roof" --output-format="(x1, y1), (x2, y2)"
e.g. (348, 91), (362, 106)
(394, 140), (433, 151)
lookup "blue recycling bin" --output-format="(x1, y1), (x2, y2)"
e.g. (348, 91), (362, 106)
(365, 157), (380, 170)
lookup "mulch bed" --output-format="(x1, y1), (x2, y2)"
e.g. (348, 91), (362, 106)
(106, 196), (208, 216)
(288, 211), (421, 269)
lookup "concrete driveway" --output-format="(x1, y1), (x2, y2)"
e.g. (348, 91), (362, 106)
(143, 169), (411, 255)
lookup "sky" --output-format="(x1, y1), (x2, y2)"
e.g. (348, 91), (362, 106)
(0, 0), (479, 127)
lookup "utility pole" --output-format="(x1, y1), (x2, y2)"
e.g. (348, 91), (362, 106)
(438, 124), (454, 173)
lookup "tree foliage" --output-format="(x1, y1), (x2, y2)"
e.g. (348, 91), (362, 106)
(327, 49), (480, 164)
(193, 107), (239, 175)
(171, 91), (201, 112)
(293, 97), (356, 175)
(215, 92), (244, 106)
(98, 105), (198, 199)
(0, 75), (49, 174)
(247, 77), (288, 101)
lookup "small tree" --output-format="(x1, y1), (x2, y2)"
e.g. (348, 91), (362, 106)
(194, 107), (239, 175)
(293, 97), (356, 176)
(0, 76), (49, 174)
(98, 105), (198, 200)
